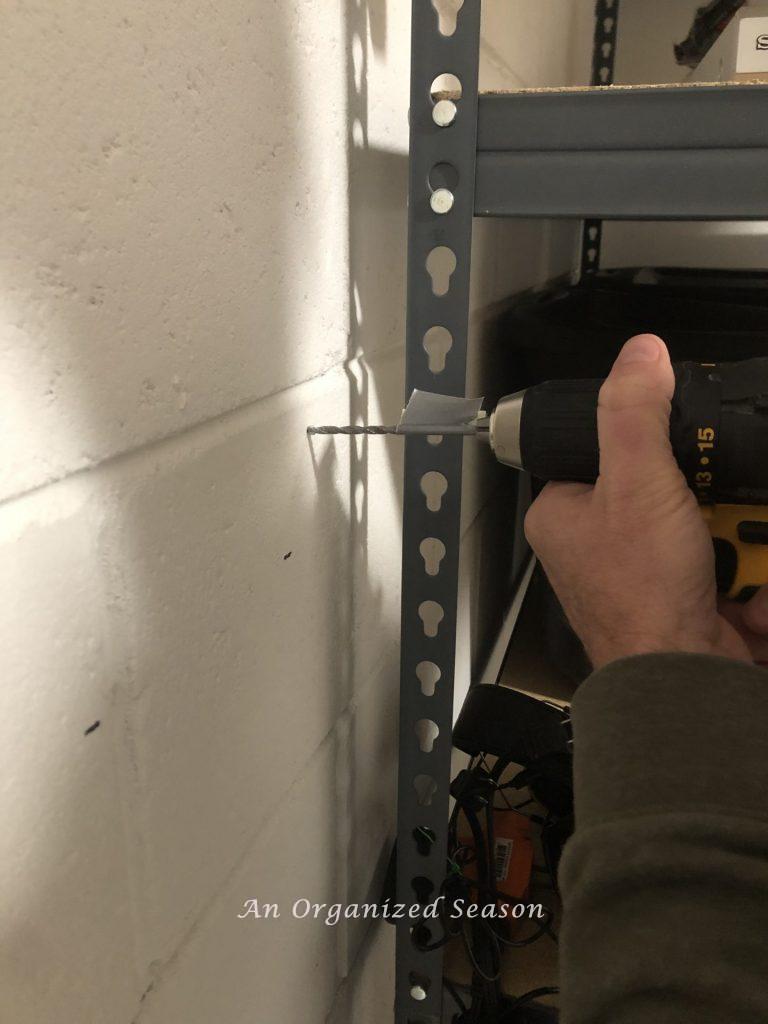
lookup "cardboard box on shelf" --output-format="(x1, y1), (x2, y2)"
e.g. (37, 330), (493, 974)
(689, 4), (768, 83)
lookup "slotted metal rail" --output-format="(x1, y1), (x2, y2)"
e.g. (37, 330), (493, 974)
(394, 3), (768, 1021)
(395, 4), (481, 1021)
(580, 0), (620, 275)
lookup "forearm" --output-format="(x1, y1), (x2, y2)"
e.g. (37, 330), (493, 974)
(559, 654), (768, 1024)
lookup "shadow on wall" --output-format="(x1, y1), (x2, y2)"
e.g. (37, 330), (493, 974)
(0, 1), (406, 1022)
(321, 0), (409, 1002)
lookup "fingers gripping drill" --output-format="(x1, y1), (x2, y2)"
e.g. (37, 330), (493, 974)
(309, 358), (768, 599)
(488, 358), (768, 600)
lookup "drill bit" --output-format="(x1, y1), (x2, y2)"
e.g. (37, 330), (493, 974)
(308, 389), (488, 438)
(308, 425), (401, 435)
(307, 423), (485, 436)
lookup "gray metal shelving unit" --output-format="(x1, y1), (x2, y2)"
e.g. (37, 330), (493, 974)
(394, 3), (768, 1022)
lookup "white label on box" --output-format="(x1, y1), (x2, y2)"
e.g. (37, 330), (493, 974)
(494, 838), (513, 882)
(736, 16), (768, 72)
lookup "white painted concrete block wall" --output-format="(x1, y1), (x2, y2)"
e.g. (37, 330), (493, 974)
(0, 3), (590, 1022)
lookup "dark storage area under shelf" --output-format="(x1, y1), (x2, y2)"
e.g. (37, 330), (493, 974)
(495, 266), (768, 388)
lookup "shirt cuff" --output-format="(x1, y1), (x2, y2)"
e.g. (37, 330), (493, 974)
(571, 652), (768, 828)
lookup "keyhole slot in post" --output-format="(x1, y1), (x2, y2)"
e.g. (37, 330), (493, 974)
(430, 72), (462, 102)
(428, 162), (459, 192)
(415, 718), (440, 753)
(411, 877), (435, 904)
(430, 0), (464, 36)
(416, 660), (441, 696)
(423, 325), (453, 374)
(426, 246), (456, 296)
(409, 970), (431, 1002)
(412, 826), (436, 857)
(418, 600), (444, 638)
(419, 537), (446, 577)
(420, 471), (447, 512)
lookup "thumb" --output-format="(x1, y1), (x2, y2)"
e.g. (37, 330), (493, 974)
(597, 334), (682, 496)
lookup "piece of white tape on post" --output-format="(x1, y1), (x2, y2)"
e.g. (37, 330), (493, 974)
(398, 389), (483, 428)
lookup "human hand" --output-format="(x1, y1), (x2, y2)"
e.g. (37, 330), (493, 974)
(524, 333), (768, 670)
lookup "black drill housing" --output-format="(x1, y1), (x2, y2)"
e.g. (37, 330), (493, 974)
(518, 357), (768, 505)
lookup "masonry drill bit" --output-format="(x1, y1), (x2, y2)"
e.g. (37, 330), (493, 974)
(307, 423), (485, 436)
(307, 389), (488, 438)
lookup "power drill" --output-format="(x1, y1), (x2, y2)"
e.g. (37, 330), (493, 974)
(309, 358), (768, 600)
(487, 358), (768, 600)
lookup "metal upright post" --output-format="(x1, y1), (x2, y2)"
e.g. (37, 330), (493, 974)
(580, 0), (620, 277)
(394, 2), (481, 1021)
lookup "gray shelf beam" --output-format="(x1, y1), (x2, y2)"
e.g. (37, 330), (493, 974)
(475, 84), (768, 220)
(477, 84), (768, 152)
(475, 147), (768, 220)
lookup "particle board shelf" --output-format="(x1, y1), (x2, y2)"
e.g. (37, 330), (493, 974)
(475, 83), (768, 219)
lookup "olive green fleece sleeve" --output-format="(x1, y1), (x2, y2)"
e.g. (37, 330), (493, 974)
(559, 653), (768, 1024)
